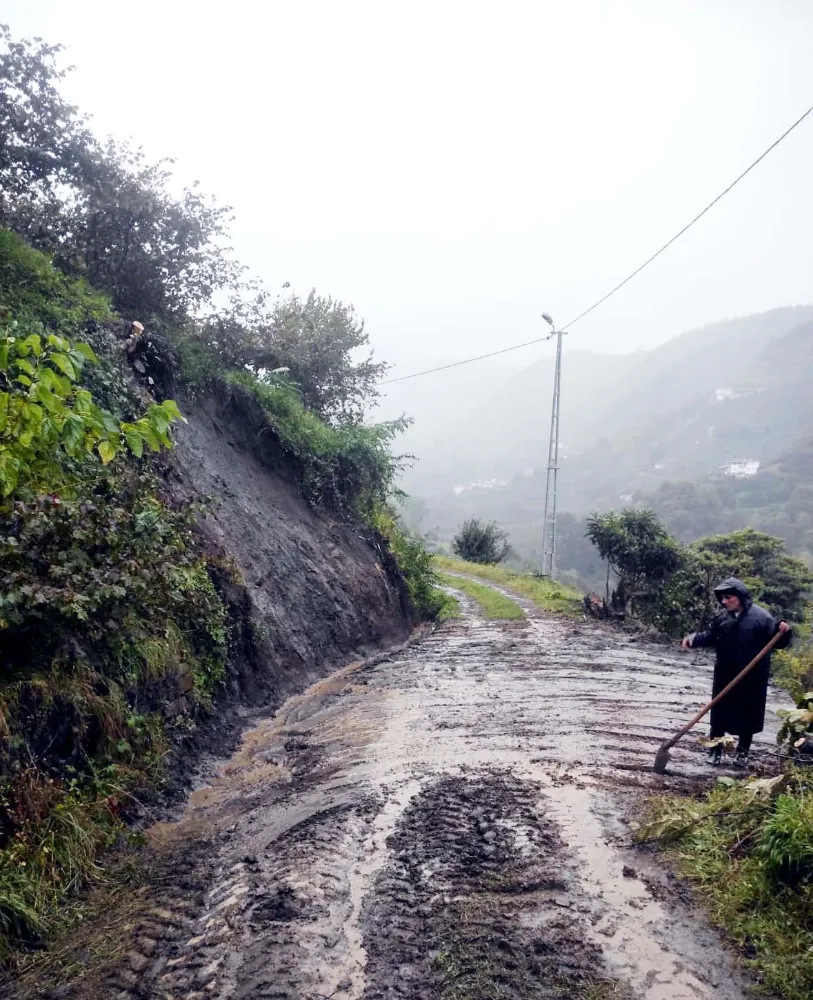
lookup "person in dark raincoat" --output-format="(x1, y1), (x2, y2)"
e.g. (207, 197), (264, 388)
(681, 578), (791, 767)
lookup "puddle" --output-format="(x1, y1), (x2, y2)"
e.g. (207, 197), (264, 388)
(539, 781), (714, 1000)
(337, 778), (423, 998)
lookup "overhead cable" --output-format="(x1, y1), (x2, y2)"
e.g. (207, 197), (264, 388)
(381, 100), (813, 385)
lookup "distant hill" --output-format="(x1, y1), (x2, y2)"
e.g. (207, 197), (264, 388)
(638, 434), (813, 562)
(401, 306), (813, 570)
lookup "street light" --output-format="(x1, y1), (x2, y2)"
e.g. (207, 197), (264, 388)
(540, 313), (565, 579)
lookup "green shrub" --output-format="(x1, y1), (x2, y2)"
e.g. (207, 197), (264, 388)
(774, 647), (813, 702)
(367, 507), (451, 622)
(0, 230), (111, 335)
(228, 369), (408, 516)
(759, 792), (813, 886)
(451, 517), (511, 565)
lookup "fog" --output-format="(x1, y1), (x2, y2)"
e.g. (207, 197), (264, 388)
(4, 0), (813, 391)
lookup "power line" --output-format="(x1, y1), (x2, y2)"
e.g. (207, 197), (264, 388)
(381, 99), (813, 386)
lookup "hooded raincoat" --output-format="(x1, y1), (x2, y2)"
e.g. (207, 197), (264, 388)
(689, 578), (791, 736)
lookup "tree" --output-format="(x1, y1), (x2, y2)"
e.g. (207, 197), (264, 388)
(0, 28), (389, 423)
(0, 27), (238, 326)
(452, 518), (511, 564)
(234, 290), (389, 423)
(691, 529), (812, 623)
(585, 508), (683, 612)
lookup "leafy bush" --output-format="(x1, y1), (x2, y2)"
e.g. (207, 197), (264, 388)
(452, 518), (511, 565)
(777, 692), (813, 754)
(774, 647), (813, 702)
(0, 230), (111, 334)
(586, 510), (812, 635)
(232, 290), (390, 422)
(367, 507), (452, 622)
(0, 233), (235, 956)
(229, 369), (409, 516)
(0, 311), (183, 498)
(691, 529), (813, 623)
(585, 508), (683, 612)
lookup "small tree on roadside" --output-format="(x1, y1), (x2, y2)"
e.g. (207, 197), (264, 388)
(585, 508), (683, 613)
(452, 518), (511, 564)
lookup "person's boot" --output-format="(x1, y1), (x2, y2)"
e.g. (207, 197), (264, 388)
(707, 744), (723, 766)
(733, 749), (750, 769)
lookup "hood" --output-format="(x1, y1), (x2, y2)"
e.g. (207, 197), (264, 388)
(713, 577), (753, 611)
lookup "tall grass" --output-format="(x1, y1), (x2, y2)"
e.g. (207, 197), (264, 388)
(434, 556), (582, 616)
(639, 772), (813, 1000)
(438, 573), (524, 620)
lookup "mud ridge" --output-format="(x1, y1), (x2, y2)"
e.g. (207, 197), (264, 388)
(362, 771), (628, 1000)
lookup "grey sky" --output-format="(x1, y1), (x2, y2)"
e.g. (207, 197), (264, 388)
(4, 0), (813, 385)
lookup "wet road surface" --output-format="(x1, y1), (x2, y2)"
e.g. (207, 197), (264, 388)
(11, 583), (790, 1000)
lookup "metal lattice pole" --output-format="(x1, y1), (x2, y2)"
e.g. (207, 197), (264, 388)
(540, 320), (565, 578)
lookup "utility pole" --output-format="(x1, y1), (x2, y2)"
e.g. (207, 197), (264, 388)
(540, 314), (566, 579)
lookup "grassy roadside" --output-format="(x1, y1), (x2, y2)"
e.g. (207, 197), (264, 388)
(637, 772), (813, 1000)
(437, 574), (524, 620)
(434, 556), (582, 616)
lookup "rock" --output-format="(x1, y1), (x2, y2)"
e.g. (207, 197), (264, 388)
(126, 951), (151, 973)
(622, 865), (637, 879)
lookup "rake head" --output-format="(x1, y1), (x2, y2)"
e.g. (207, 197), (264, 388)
(653, 743), (672, 774)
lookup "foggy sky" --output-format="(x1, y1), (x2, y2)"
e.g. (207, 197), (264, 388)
(4, 0), (813, 388)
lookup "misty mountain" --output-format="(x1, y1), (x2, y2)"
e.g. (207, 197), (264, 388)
(400, 305), (813, 564)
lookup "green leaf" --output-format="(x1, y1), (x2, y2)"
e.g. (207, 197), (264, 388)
(14, 374), (31, 387)
(97, 439), (117, 465)
(101, 410), (119, 434)
(137, 422), (162, 452)
(15, 358), (35, 377)
(150, 410), (170, 435)
(0, 455), (19, 497)
(38, 366), (61, 391)
(50, 353), (77, 381)
(72, 342), (99, 363)
(34, 383), (63, 414)
(62, 414), (86, 453)
(160, 398), (186, 423)
(19, 334), (42, 358)
(74, 390), (93, 416)
(124, 430), (143, 458)
(0, 341), (9, 371)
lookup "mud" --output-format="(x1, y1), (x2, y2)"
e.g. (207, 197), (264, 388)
(6, 585), (791, 1000)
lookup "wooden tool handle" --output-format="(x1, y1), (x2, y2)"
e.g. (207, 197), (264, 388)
(664, 630), (784, 753)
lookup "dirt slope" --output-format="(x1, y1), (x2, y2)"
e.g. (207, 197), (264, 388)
(168, 382), (412, 707)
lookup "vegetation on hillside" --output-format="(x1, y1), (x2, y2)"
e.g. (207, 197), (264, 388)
(0, 24), (449, 960)
(636, 437), (813, 564)
(0, 235), (231, 956)
(585, 509), (812, 641)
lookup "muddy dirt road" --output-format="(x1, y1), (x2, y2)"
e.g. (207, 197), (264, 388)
(11, 583), (789, 1000)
